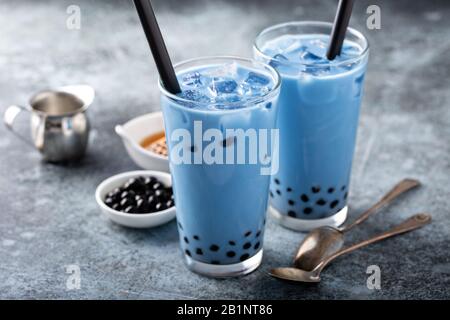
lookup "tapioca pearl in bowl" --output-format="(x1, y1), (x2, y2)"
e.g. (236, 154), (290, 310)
(95, 170), (176, 228)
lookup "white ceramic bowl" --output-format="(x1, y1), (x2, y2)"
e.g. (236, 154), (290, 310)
(115, 111), (169, 172)
(95, 170), (176, 228)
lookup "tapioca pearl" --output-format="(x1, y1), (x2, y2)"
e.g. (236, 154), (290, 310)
(274, 178), (280, 185)
(254, 242), (260, 250)
(303, 207), (313, 214)
(330, 200), (339, 209)
(288, 199), (295, 206)
(263, 218), (266, 225)
(211, 260), (220, 265)
(312, 186), (321, 193)
(316, 199), (326, 206)
(183, 236), (189, 244)
(193, 235), (200, 240)
(196, 248), (203, 255)
(178, 222), (183, 230)
(240, 254), (250, 262)
(244, 231), (252, 237)
(300, 194), (309, 202)
(229, 240), (236, 246)
(226, 251), (236, 258)
(269, 191), (274, 198)
(243, 242), (251, 250)
(256, 230), (261, 238)
(286, 187), (292, 192)
(288, 211), (297, 218)
(185, 249), (191, 257)
(328, 187), (335, 193)
(210, 244), (220, 252)
(265, 102), (272, 109)
(344, 192), (348, 200)
(341, 185), (346, 191)
(276, 189), (281, 196)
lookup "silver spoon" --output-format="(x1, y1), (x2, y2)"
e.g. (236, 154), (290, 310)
(270, 213), (431, 283)
(294, 178), (420, 271)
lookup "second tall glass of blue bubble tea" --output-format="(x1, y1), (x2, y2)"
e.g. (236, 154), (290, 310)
(159, 57), (280, 277)
(254, 21), (369, 231)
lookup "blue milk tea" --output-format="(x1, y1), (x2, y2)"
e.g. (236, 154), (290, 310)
(160, 58), (280, 277)
(255, 24), (369, 230)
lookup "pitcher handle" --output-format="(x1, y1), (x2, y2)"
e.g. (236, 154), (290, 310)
(3, 105), (35, 147)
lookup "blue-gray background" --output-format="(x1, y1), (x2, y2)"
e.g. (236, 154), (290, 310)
(0, 0), (449, 299)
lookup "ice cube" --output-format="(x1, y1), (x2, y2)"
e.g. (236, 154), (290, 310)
(214, 93), (241, 103)
(179, 89), (211, 103)
(269, 54), (288, 68)
(298, 46), (325, 62)
(209, 79), (238, 95)
(340, 44), (361, 58)
(181, 72), (203, 87)
(306, 65), (331, 76)
(240, 82), (269, 97)
(283, 40), (304, 54)
(245, 72), (270, 87)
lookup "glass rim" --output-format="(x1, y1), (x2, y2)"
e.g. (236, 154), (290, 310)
(253, 21), (370, 68)
(158, 55), (281, 110)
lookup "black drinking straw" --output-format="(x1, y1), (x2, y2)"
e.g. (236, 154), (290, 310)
(133, 0), (181, 94)
(326, 0), (355, 60)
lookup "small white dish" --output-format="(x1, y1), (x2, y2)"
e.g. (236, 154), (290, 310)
(115, 111), (169, 172)
(95, 170), (176, 228)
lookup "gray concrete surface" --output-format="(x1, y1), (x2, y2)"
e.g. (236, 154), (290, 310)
(0, 0), (449, 299)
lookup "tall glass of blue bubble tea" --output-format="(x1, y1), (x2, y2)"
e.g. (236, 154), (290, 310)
(160, 57), (281, 277)
(254, 22), (369, 231)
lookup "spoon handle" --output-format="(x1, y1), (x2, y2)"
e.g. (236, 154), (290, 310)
(319, 213), (431, 271)
(341, 179), (420, 232)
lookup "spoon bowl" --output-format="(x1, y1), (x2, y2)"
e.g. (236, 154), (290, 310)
(294, 226), (344, 271)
